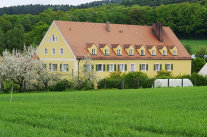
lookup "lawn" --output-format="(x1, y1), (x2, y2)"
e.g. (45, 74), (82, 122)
(180, 39), (207, 54)
(1, 87), (207, 137)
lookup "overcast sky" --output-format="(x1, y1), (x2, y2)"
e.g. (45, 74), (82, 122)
(0, 0), (101, 8)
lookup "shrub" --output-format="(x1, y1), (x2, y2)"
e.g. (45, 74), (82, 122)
(98, 78), (121, 89)
(49, 79), (67, 91)
(2, 80), (19, 93)
(71, 79), (94, 90)
(192, 58), (206, 73)
(155, 70), (173, 79)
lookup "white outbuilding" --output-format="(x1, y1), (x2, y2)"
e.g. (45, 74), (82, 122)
(154, 79), (193, 88)
(198, 63), (207, 76)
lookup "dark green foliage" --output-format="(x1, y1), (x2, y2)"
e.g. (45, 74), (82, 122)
(192, 57), (206, 73)
(98, 79), (122, 89)
(196, 46), (207, 59)
(2, 80), (20, 93)
(184, 44), (193, 55)
(72, 79), (94, 90)
(156, 70), (173, 79)
(49, 79), (67, 91)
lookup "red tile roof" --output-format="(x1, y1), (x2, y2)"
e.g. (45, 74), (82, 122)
(54, 21), (191, 60)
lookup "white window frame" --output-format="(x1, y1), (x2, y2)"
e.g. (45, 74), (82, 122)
(97, 64), (103, 72)
(129, 49), (133, 55)
(152, 50), (156, 56)
(51, 64), (57, 71)
(62, 64), (69, 72)
(105, 49), (109, 55)
(119, 64), (125, 72)
(163, 50), (167, 56)
(52, 48), (55, 55)
(92, 49), (96, 55)
(117, 49), (121, 55)
(166, 64), (172, 71)
(130, 63), (135, 72)
(154, 64), (161, 71)
(59, 48), (63, 55)
(109, 64), (114, 72)
(173, 50), (177, 56)
(141, 50), (145, 56)
(44, 48), (48, 55)
(140, 63), (147, 71)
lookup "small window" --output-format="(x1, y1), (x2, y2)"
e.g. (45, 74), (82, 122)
(109, 64), (114, 72)
(119, 64), (125, 72)
(44, 48), (48, 55)
(52, 48), (55, 55)
(61, 64), (69, 72)
(52, 34), (55, 41)
(140, 64), (148, 71)
(173, 50), (177, 56)
(60, 48), (63, 55)
(96, 64), (103, 72)
(92, 49), (96, 55)
(105, 49), (109, 55)
(117, 49), (121, 55)
(130, 64), (135, 72)
(129, 50), (133, 56)
(163, 50), (167, 56)
(141, 50), (145, 56)
(50, 64), (57, 71)
(152, 50), (156, 56)
(154, 64), (161, 71)
(166, 64), (173, 71)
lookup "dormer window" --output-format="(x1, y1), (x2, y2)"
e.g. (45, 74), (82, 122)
(117, 49), (121, 55)
(141, 50), (145, 56)
(129, 50), (133, 56)
(105, 49), (109, 55)
(173, 50), (177, 56)
(163, 50), (167, 56)
(92, 49), (96, 55)
(152, 50), (156, 56)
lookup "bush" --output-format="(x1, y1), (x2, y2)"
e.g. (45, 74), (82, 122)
(71, 79), (94, 90)
(49, 79), (67, 91)
(192, 58), (206, 73)
(156, 70), (173, 79)
(2, 80), (20, 93)
(98, 79), (121, 89)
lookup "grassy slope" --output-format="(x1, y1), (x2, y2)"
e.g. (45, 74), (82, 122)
(180, 39), (207, 54)
(0, 87), (207, 137)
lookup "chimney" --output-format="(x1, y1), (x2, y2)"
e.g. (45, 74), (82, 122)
(106, 21), (110, 32)
(152, 23), (163, 42)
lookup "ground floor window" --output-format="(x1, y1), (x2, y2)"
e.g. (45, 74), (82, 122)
(96, 64), (105, 72)
(118, 64), (127, 72)
(130, 64), (135, 72)
(108, 64), (114, 72)
(140, 64), (148, 71)
(154, 64), (162, 71)
(50, 64), (57, 71)
(165, 64), (173, 71)
(60, 64), (69, 72)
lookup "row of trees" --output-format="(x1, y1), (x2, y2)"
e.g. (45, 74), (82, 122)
(0, 2), (207, 54)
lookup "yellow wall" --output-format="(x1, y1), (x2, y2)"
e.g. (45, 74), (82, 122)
(37, 22), (77, 77)
(79, 59), (191, 80)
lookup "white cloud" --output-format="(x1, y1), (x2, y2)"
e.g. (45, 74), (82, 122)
(0, 0), (101, 8)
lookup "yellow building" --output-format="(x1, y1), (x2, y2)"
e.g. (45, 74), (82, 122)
(37, 21), (192, 79)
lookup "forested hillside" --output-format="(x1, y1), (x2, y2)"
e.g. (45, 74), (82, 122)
(0, 2), (207, 54)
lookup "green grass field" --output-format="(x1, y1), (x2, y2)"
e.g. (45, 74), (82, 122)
(180, 39), (207, 54)
(1, 87), (207, 137)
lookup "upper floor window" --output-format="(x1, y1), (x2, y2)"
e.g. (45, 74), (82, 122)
(61, 64), (69, 72)
(60, 48), (63, 55)
(49, 34), (58, 42)
(154, 64), (162, 71)
(165, 64), (173, 71)
(119, 64), (125, 72)
(140, 64), (148, 71)
(44, 48), (48, 55)
(130, 64), (135, 72)
(129, 50), (133, 56)
(50, 64), (57, 71)
(52, 48), (55, 55)
(173, 50), (177, 56)
(117, 49), (121, 55)
(105, 49), (109, 55)
(109, 64), (114, 72)
(163, 50), (167, 56)
(96, 64), (105, 72)
(92, 49), (96, 55)
(152, 50), (156, 56)
(141, 50), (145, 56)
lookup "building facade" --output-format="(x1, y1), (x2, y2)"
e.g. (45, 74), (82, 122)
(37, 21), (192, 79)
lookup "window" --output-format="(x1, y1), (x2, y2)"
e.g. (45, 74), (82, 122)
(61, 64), (69, 72)
(152, 50), (156, 56)
(44, 48), (48, 55)
(130, 64), (135, 72)
(109, 64), (114, 72)
(52, 34), (55, 41)
(141, 50), (145, 56)
(92, 49), (96, 55)
(173, 50), (177, 56)
(105, 49), (109, 55)
(50, 64), (57, 71)
(129, 50), (133, 56)
(140, 64), (148, 71)
(96, 64), (104, 72)
(154, 64), (162, 71)
(60, 48), (63, 55)
(119, 64), (126, 72)
(49, 34), (58, 42)
(163, 50), (167, 56)
(117, 49), (121, 55)
(52, 48), (55, 55)
(166, 64), (173, 71)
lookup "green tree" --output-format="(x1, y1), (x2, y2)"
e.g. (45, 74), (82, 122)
(192, 58), (206, 73)
(184, 44), (193, 55)
(196, 46), (207, 58)
(0, 29), (6, 54)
